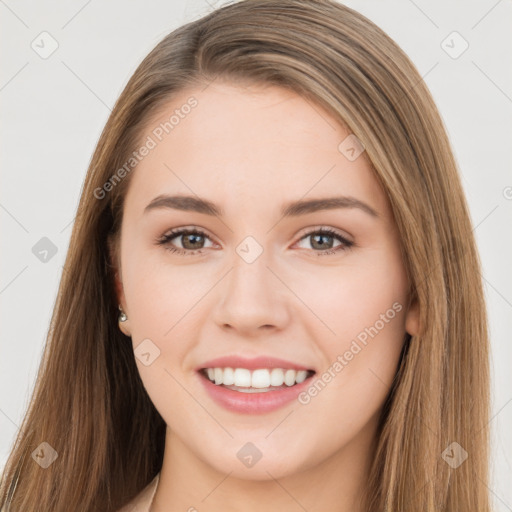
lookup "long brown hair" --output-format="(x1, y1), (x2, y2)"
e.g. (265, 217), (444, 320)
(0, 1), (491, 510)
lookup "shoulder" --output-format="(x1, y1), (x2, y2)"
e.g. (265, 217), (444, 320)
(117, 473), (160, 512)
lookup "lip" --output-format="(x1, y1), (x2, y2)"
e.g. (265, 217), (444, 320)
(197, 369), (315, 414)
(196, 355), (314, 372)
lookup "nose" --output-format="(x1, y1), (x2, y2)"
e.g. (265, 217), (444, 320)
(212, 249), (291, 336)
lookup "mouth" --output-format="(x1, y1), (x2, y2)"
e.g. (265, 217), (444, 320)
(196, 365), (317, 414)
(199, 367), (316, 393)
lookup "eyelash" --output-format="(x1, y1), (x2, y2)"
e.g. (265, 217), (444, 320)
(155, 226), (354, 257)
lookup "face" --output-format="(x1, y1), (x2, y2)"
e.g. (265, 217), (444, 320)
(112, 80), (419, 480)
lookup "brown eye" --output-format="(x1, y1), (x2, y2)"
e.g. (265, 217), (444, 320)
(180, 232), (206, 250)
(156, 228), (214, 256)
(295, 228), (354, 255)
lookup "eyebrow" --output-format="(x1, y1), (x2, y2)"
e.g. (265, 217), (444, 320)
(143, 194), (379, 219)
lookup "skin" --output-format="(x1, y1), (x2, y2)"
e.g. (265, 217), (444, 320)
(112, 80), (419, 512)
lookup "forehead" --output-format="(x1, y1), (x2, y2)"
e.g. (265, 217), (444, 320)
(124, 81), (391, 222)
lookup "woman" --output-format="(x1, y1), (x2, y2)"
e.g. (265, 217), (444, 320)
(0, 0), (491, 510)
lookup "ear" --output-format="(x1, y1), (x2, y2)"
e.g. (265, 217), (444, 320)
(107, 235), (130, 336)
(405, 296), (420, 337)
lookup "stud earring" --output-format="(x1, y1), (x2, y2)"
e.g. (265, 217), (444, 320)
(118, 304), (127, 322)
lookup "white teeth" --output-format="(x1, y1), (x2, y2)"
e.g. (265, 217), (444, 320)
(223, 367), (235, 385)
(251, 369), (270, 388)
(270, 368), (284, 386)
(295, 370), (308, 383)
(214, 367), (223, 385)
(284, 369), (296, 386)
(202, 367), (312, 388)
(233, 368), (252, 387)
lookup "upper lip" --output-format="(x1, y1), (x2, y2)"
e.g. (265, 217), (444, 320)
(196, 355), (315, 372)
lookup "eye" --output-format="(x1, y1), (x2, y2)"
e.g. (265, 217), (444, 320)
(155, 226), (354, 256)
(294, 227), (354, 256)
(156, 227), (215, 256)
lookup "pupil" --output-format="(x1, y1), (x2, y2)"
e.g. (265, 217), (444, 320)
(184, 233), (203, 249)
(312, 234), (332, 249)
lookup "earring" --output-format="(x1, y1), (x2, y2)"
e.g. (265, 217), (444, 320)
(118, 304), (127, 322)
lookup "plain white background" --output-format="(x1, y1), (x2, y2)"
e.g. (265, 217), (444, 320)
(1, 0), (511, 508)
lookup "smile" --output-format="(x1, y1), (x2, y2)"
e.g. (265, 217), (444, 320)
(201, 367), (314, 391)
(197, 366), (316, 414)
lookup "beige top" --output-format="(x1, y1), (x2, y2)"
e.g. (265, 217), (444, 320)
(117, 473), (160, 512)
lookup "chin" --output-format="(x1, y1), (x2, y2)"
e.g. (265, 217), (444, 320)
(196, 436), (315, 482)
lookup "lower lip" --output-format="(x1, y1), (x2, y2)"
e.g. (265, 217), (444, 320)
(197, 371), (315, 414)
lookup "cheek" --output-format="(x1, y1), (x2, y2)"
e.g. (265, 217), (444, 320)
(300, 252), (408, 343)
(299, 249), (408, 401)
(122, 257), (205, 415)
(122, 246), (210, 334)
